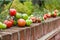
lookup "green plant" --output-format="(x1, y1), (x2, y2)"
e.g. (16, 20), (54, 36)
(44, 0), (60, 11)
(23, 1), (34, 15)
(32, 4), (44, 17)
(0, 10), (9, 22)
(4, 0), (34, 15)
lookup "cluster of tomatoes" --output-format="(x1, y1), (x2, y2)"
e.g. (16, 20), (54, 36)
(43, 10), (59, 20)
(0, 9), (59, 29)
(0, 9), (42, 29)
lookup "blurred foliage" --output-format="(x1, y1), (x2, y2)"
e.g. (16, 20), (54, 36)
(23, 1), (34, 15)
(0, 10), (9, 22)
(0, 0), (12, 13)
(44, 0), (60, 11)
(5, 0), (34, 15)
(32, 4), (43, 17)
(4, 1), (13, 10)
(33, 0), (60, 17)
(0, 1), (12, 22)
(32, 4), (49, 17)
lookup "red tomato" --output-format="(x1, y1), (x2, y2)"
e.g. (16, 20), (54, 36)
(10, 9), (16, 16)
(9, 19), (14, 25)
(43, 15), (47, 20)
(44, 14), (51, 18)
(30, 17), (37, 23)
(4, 20), (12, 28)
(47, 14), (51, 18)
(44, 14), (48, 17)
(54, 13), (57, 17)
(4, 20), (8, 24)
(18, 19), (26, 27)
(51, 12), (57, 17)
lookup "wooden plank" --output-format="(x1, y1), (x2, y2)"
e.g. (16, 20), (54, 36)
(38, 26), (60, 40)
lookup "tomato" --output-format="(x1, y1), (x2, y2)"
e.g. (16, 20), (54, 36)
(36, 18), (41, 23)
(26, 19), (32, 26)
(43, 15), (47, 20)
(51, 12), (57, 17)
(16, 13), (22, 19)
(54, 13), (57, 17)
(22, 14), (28, 20)
(43, 14), (48, 20)
(17, 19), (26, 27)
(2, 24), (7, 29)
(47, 14), (51, 18)
(10, 9), (16, 16)
(4, 20), (12, 28)
(44, 14), (48, 17)
(4, 20), (8, 24)
(9, 19), (14, 25)
(0, 22), (7, 29)
(30, 17), (37, 23)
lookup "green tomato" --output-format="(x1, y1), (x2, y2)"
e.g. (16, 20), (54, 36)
(0, 22), (3, 29)
(26, 19), (32, 26)
(16, 13), (22, 19)
(0, 22), (6, 29)
(2, 24), (7, 29)
(22, 14), (28, 20)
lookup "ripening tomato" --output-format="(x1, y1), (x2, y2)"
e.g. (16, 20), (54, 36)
(4, 20), (12, 28)
(44, 14), (48, 17)
(36, 18), (41, 23)
(9, 19), (14, 25)
(43, 15), (47, 20)
(47, 14), (51, 18)
(51, 12), (57, 17)
(10, 9), (16, 16)
(54, 13), (57, 17)
(30, 17), (37, 23)
(4, 20), (8, 24)
(17, 19), (26, 27)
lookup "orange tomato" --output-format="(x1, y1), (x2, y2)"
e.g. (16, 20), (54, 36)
(17, 19), (26, 27)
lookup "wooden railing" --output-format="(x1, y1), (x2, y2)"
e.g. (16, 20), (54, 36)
(38, 26), (60, 40)
(0, 17), (60, 40)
